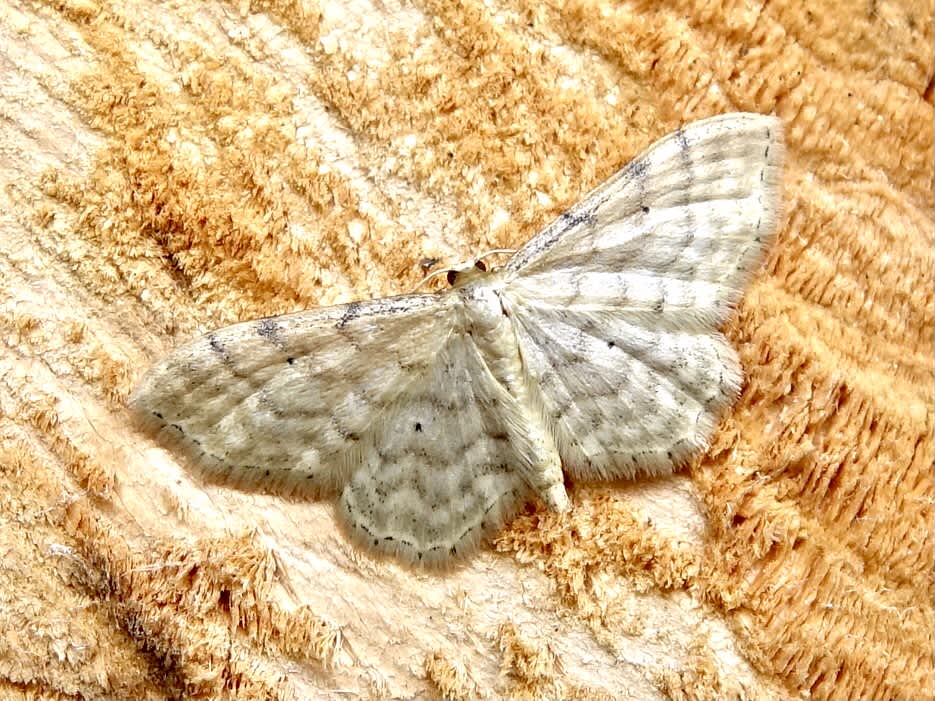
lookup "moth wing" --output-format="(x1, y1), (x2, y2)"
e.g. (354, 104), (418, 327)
(501, 113), (784, 480)
(130, 293), (460, 497)
(337, 326), (537, 565)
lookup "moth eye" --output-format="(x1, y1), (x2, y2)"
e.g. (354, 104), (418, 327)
(474, 260), (487, 272)
(446, 270), (458, 286)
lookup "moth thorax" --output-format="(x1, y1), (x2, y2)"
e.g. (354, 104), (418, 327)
(458, 282), (508, 337)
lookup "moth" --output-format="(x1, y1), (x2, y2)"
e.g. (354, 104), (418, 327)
(130, 113), (784, 565)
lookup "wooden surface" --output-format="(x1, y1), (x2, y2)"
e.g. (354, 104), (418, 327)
(1, 1), (932, 699)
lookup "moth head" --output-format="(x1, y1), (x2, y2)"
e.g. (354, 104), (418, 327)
(414, 248), (516, 292)
(446, 259), (488, 287)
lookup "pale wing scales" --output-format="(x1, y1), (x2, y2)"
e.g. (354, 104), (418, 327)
(337, 330), (532, 565)
(506, 113), (784, 326)
(129, 294), (458, 496)
(507, 304), (740, 480)
(503, 113), (784, 480)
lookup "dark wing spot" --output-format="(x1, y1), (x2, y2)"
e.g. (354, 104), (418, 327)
(559, 207), (595, 228)
(207, 333), (227, 357)
(675, 127), (690, 151)
(628, 156), (649, 180)
(256, 318), (282, 344)
(337, 301), (362, 329)
(414, 422), (423, 432)
(446, 270), (458, 286)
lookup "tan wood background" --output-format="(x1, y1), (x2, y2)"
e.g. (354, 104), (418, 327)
(1, 0), (932, 699)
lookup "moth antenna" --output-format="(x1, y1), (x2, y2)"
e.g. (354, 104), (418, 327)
(412, 267), (455, 292)
(474, 248), (517, 265)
